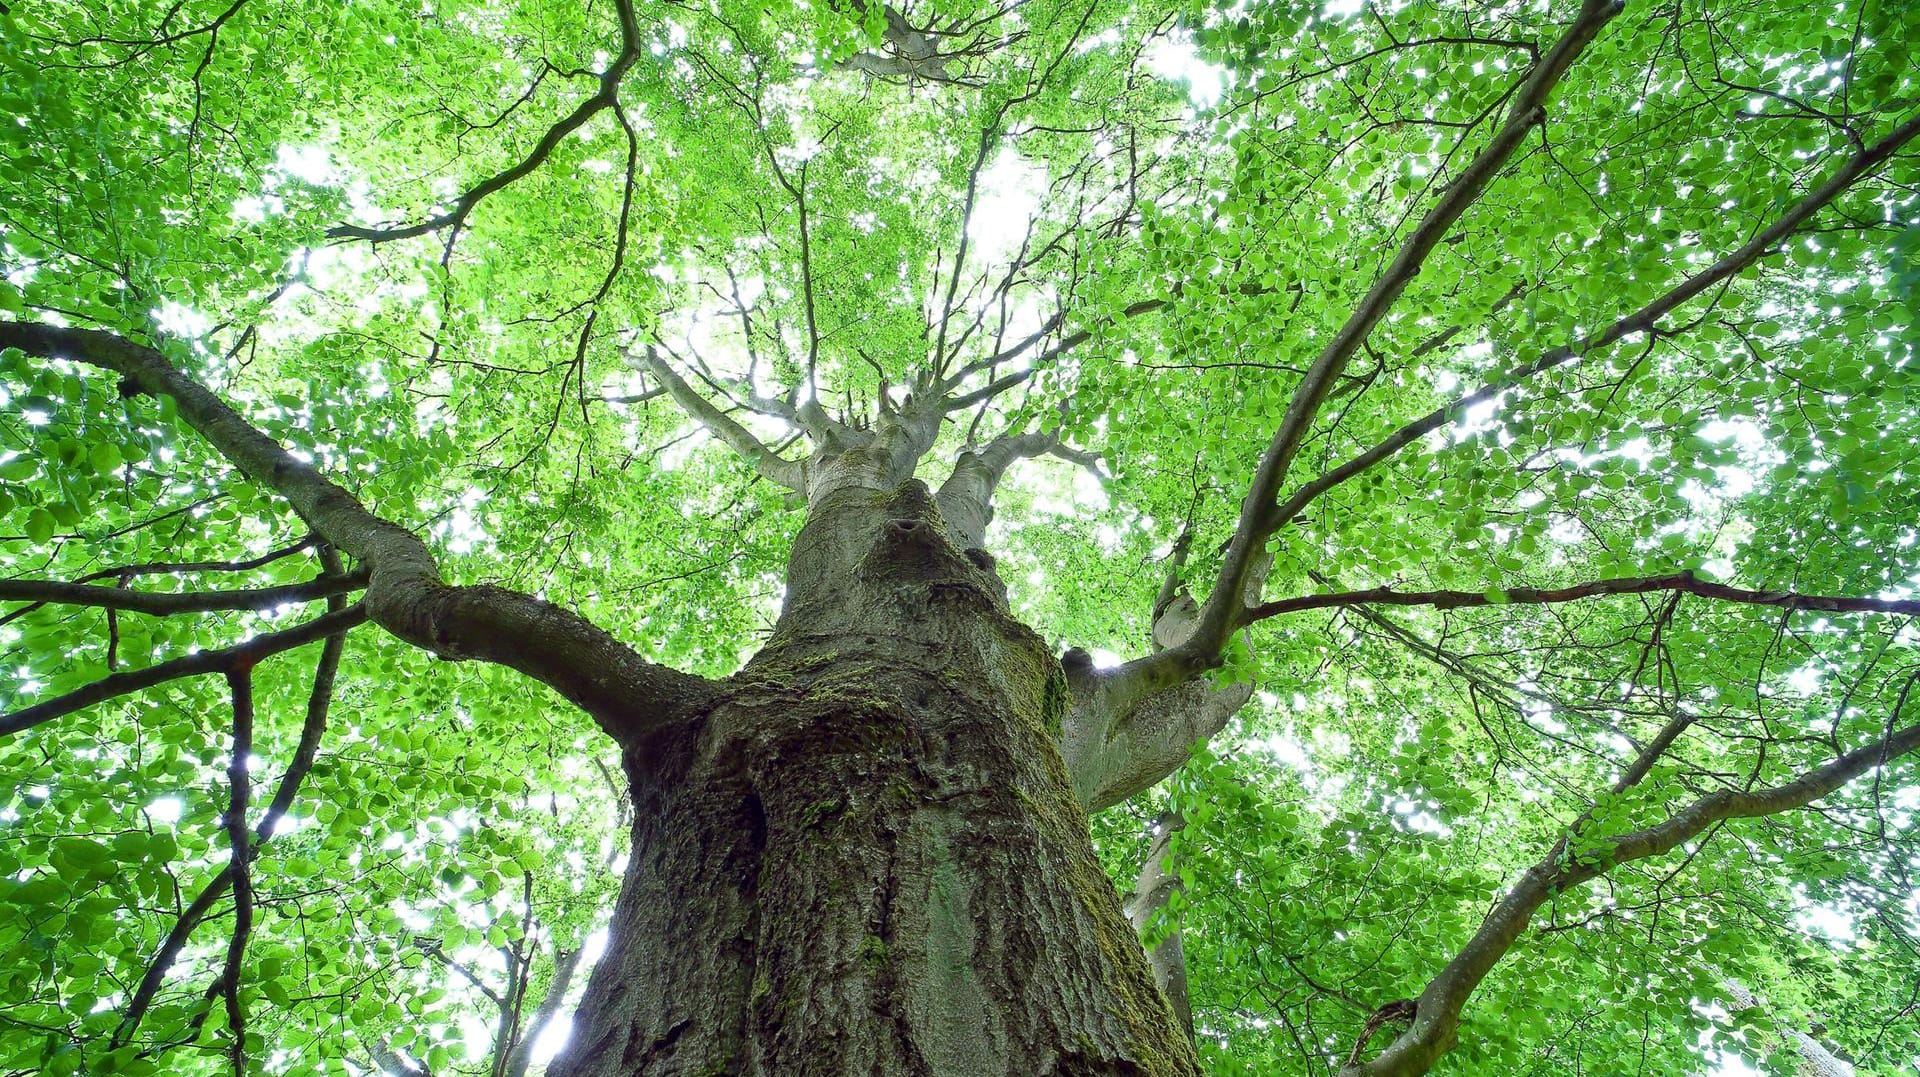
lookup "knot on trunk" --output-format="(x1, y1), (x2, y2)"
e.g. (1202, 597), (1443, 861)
(883, 477), (939, 517)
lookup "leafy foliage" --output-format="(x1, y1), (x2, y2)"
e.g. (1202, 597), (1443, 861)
(2, 0), (1918, 1074)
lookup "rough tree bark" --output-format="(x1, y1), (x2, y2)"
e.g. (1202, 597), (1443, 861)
(2, 319), (1210, 1077)
(12, 5), (1920, 1074)
(547, 469), (1201, 1075)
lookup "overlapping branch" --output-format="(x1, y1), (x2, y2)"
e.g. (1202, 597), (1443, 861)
(114, 583), (346, 1047)
(1242, 572), (1920, 625)
(1121, 0), (1625, 697)
(0, 322), (715, 740)
(325, 0), (644, 244)
(1, 603), (367, 739)
(0, 538), (318, 632)
(1346, 675), (1920, 1076)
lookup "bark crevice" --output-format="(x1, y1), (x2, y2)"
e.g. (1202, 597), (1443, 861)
(550, 480), (1198, 1076)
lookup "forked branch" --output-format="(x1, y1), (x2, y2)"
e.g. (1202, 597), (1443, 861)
(0, 321), (715, 740)
(934, 427), (1101, 547)
(635, 346), (808, 490)
(1270, 109), (1920, 532)
(1, 603), (367, 738)
(325, 0), (644, 243)
(1242, 572), (1920, 625)
(114, 586), (347, 1048)
(1345, 676), (1920, 1077)
(1139, 0), (1625, 692)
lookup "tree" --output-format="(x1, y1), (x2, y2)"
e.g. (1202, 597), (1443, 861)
(2, 0), (1918, 1072)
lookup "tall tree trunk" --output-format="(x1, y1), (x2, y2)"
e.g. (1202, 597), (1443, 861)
(547, 480), (1197, 1076)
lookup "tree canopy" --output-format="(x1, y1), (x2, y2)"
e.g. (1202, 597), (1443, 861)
(3, 0), (1919, 1074)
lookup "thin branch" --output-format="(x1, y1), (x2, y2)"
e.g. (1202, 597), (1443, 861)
(0, 570), (367, 615)
(1158, 0), (1625, 689)
(115, 568), (348, 1047)
(325, 0), (644, 243)
(636, 345), (807, 490)
(415, 938), (505, 1008)
(502, 943), (583, 1077)
(219, 670), (254, 1077)
(67, 537), (318, 586)
(1345, 681), (1920, 1077)
(1272, 109), (1920, 531)
(1243, 572), (1920, 627)
(0, 322), (717, 739)
(2, 603), (368, 739)
(941, 298), (1170, 408)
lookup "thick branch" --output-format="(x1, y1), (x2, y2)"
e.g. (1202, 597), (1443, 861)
(1724, 983), (1857, 1077)
(637, 347), (807, 490)
(1272, 109), (1920, 530)
(1126, 812), (1193, 1041)
(835, 3), (987, 86)
(1078, 678), (1253, 813)
(0, 323), (715, 739)
(1243, 572), (1920, 626)
(1346, 688), (1920, 1077)
(934, 430), (1067, 547)
(1137, 0), (1621, 694)
(0, 571), (367, 615)
(1060, 543), (1266, 813)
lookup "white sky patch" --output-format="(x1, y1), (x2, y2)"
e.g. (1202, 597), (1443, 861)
(432, 492), (495, 556)
(528, 925), (613, 1063)
(1793, 894), (1857, 945)
(153, 299), (216, 339)
(1144, 37), (1225, 108)
(1255, 730), (1311, 773)
(457, 1013), (494, 1062)
(275, 144), (340, 185)
(968, 150), (1046, 262)
(531, 1014), (574, 1064)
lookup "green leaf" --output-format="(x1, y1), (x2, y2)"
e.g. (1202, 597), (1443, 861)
(23, 506), (55, 544)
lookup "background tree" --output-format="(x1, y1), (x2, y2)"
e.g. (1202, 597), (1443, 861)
(2, 0), (1919, 1074)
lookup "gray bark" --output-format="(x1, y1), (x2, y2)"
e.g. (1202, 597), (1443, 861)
(1124, 814), (1192, 1040)
(3, 322), (716, 741)
(503, 945), (584, 1077)
(547, 478), (1197, 1076)
(1057, 549), (1267, 814)
(1724, 983), (1855, 1077)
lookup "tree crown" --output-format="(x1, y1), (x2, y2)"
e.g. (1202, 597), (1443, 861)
(2, 0), (1919, 1073)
